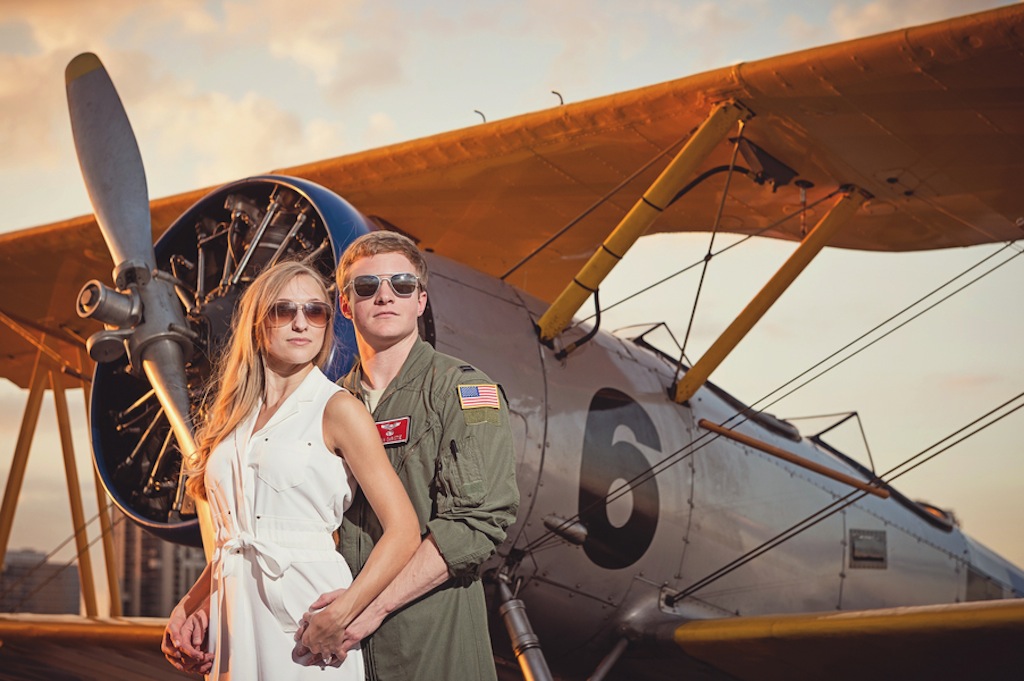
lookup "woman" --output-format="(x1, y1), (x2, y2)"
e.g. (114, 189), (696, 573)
(162, 260), (418, 679)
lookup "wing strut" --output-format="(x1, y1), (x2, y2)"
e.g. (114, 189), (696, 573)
(536, 100), (754, 343)
(0, 345), (114, 616)
(699, 419), (889, 498)
(672, 187), (868, 403)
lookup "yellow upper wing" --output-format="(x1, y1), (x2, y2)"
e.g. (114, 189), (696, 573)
(1, 4), (1022, 387)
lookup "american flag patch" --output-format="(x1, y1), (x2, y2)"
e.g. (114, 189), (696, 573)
(458, 384), (500, 410)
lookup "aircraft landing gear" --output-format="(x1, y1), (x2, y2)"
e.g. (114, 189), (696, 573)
(496, 572), (553, 681)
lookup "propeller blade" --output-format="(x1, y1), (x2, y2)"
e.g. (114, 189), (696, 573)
(66, 53), (199, 497)
(65, 52), (155, 271)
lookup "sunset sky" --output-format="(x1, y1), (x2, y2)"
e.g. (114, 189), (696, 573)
(1, 0), (1021, 612)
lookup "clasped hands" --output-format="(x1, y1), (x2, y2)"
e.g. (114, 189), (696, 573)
(294, 587), (384, 666)
(162, 588), (385, 674)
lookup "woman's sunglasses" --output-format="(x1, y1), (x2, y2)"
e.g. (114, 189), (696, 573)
(267, 301), (332, 327)
(345, 272), (420, 298)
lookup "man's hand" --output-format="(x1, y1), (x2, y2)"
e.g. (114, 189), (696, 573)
(337, 603), (386, 655)
(295, 588), (351, 665)
(162, 603), (213, 675)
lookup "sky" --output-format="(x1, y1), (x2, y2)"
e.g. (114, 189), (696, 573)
(1, 0), (1022, 613)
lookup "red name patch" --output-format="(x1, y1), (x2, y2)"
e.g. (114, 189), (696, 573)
(375, 416), (411, 446)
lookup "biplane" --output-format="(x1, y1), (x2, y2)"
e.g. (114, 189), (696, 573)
(2, 4), (1024, 680)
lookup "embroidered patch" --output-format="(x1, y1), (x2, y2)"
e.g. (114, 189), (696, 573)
(458, 384), (500, 410)
(375, 416), (411, 446)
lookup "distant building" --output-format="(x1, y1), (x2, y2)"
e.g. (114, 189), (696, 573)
(116, 520), (205, 617)
(0, 549), (80, 614)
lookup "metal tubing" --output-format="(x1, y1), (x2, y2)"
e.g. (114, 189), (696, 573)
(0, 356), (48, 571)
(51, 370), (99, 616)
(231, 199), (280, 284)
(672, 188), (867, 403)
(76, 349), (122, 616)
(0, 310), (79, 376)
(498, 579), (554, 681)
(699, 419), (889, 498)
(93, 464), (122, 616)
(588, 637), (630, 681)
(537, 100), (753, 342)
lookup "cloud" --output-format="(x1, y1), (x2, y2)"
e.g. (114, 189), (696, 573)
(0, 0), (217, 52)
(0, 1), (217, 174)
(363, 111), (398, 148)
(0, 51), (67, 169)
(220, 0), (407, 105)
(829, 0), (1005, 40)
(131, 85), (346, 191)
(935, 371), (1004, 394)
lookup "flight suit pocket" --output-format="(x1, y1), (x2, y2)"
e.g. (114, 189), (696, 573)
(438, 436), (486, 510)
(256, 443), (310, 491)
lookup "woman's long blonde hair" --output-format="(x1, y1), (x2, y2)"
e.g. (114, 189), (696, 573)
(185, 260), (335, 500)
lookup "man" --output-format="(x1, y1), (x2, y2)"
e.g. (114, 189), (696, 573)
(300, 231), (519, 680)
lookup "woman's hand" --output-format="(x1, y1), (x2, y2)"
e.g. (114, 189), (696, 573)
(162, 600), (213, 674)
(294, 588), (349, 663)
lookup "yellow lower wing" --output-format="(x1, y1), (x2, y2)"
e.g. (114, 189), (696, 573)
(0, 613), (189, 680)
(670, 599), (1024, 680)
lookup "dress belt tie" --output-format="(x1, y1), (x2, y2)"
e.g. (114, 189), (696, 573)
(220, 531), (292, 579)
(216, 531), (296, 632)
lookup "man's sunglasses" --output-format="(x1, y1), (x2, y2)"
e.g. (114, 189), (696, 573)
(267, 301), (333, 327)
(345, 273), (420, 298)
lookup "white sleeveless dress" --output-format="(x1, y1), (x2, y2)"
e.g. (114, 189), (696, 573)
(204, 367), (364, 680)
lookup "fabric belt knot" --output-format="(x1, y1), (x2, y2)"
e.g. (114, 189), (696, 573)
(220, 531), (291, 579)
(216, 531), (298, 633)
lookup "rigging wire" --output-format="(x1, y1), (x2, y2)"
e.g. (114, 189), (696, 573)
(517, 239), (1023, 558)
(568, 187), (844, 329)
(2, 510), (127, 613)
(746, 242), (1024, 418)
(501, 130), (695, 280)
(676, 123), (745, 382)
(667, 389), (1024, 604)
(0, 508), (105, 602)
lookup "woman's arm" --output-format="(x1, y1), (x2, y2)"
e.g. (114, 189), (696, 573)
(163, 562), (215, 674)
(299, 391), (419, 655)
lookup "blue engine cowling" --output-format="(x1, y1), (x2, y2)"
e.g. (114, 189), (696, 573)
(89, 176), (370, 545)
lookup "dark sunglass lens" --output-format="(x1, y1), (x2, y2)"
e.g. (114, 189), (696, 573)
(269, 302), (297, 325)
(390, 273), (418, 295)
(303, 303), (331, 326)
(352, 275), (380, 297)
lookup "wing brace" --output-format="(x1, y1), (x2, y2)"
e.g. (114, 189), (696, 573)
(536, 100), (754, 343)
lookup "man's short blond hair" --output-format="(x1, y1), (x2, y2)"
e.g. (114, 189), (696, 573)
(336, 231), (428, 294)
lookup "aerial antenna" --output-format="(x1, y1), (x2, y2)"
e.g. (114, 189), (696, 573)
(551, 90), (563, 105)
(474, 109), (486, 123)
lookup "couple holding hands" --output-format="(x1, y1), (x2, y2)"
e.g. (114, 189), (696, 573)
(162, 231), (518, 680)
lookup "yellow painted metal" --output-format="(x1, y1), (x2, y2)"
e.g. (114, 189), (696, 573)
(0, 613), (166, 646)
(0, 354), (48, 571)
(79, 349), (123, 617)
(699, 419), (889, 498)
(670, 598), (1024, 681)
(672, 189), (867, 403)
(92, 471), (122, 617)
(536, 100), (754, 342)
(0, 310), (84, 379)
(51, 370), (99, 616)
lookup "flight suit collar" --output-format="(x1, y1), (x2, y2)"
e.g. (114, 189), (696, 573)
(343, 337), (433, 415)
